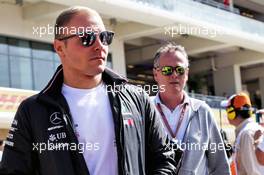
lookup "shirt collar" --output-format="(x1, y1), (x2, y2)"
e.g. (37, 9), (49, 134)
(235, 118), (254, 136)
(154, 91), (190, 107)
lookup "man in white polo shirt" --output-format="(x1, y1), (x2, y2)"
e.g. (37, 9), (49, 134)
(152, 42), (230, 175)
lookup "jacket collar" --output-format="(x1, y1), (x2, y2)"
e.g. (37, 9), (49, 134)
(188, 96), (203, 112)
(155, 91), (190, 105)
(38, 64), (128, 99)
(154, 91), (202, 112)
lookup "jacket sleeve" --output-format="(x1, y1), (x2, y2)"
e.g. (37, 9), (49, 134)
(143, 92), (177, 175)
(206, 106), (231, 175)
(0, 100), (37, 175)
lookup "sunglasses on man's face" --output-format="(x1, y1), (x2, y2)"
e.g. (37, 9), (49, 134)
(156, 66), (187, 76)
(58, 31), (114, 47)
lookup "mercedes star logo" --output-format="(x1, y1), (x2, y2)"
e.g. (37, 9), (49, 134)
(50, 112), (62, 125)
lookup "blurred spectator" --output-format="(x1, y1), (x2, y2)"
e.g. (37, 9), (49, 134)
(222, 92), (264, 175)
(254, 109), (264, 166)
(256, 139), (264, 165)
(223, 0), (230, 5)
(256, 109), (264, 127)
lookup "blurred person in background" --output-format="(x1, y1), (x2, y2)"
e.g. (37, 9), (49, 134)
(222, 92), (264, 175)
(254, 129), (264, 166)
(254, 109), (264, 166)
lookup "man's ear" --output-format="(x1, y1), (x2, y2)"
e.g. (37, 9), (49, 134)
(186, 68), (189, 81)
(53, 39), (65, 58)
(153, 68), (158, 82)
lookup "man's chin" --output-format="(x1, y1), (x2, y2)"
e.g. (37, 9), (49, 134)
(97, 65), (106, 72)
(168, 84), (182, 92)
(169, 87), (183, 94)
(91, 65), (105, 75)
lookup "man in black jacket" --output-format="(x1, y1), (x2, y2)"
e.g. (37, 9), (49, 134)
(0, 6), (176, 175)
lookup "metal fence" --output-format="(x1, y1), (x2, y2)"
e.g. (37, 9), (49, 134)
(188, 93), (226, 108)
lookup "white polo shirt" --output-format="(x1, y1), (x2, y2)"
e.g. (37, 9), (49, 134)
(154, 92), (190, 141)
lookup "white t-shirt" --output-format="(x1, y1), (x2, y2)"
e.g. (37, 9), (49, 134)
(0, 151), (3, 161)
(62, 82), (118, 175)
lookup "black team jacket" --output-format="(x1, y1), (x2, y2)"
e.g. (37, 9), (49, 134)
(0, 65), (177, 175)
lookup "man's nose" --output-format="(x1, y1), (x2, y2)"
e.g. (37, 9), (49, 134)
(171, 69), (180, 78)
(93, 35), (104, 51)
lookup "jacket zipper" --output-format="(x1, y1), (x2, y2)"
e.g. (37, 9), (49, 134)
(110, 88), (126, 175)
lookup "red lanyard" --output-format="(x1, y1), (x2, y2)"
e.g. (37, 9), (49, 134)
(156, 103), (188, 138)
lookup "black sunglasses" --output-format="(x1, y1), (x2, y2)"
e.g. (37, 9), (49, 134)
(57, 31), (114, 47)
(156, 66), (187, 76)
